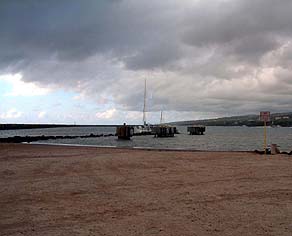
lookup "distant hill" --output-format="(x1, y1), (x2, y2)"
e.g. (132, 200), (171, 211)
(169, 112), (292, 127)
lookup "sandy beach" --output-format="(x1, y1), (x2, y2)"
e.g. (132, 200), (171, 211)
(0, 143), (291, 236)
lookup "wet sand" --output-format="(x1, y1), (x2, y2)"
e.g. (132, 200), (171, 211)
(0, 143), (291, 236)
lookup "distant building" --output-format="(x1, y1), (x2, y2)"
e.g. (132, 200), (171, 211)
(275, 116), (289, 120)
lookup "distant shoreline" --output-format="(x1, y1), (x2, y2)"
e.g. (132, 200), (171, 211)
(1, 123), (292, 131)
(0, 124), (118, 130)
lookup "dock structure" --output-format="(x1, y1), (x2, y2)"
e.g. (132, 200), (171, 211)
(153, 125), (176, 138)
(187, 126), (206, 135)
(116, 123), (134, 140)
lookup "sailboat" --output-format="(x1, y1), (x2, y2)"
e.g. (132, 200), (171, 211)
(134, 79), (152, 135)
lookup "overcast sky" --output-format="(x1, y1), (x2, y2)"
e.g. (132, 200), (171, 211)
(1, 0), (292, 124)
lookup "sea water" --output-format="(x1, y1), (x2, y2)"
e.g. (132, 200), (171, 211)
(0, 126), (291, 151)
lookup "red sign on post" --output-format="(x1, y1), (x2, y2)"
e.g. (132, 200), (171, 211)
(260, 111), (270, 122)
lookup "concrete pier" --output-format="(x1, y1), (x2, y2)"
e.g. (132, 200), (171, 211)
(116, 123), (134, 140)
(153, 126), (176, 137)
(187, 126), (206, 135)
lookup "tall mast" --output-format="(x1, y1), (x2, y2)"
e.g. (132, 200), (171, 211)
(160, 111), (163, 124)
(143, 79), (147, 125)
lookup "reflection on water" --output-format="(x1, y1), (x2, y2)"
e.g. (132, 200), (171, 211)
(1, 126), (291, 151)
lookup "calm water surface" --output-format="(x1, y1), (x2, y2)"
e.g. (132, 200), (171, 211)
(1, 126), (291, 151)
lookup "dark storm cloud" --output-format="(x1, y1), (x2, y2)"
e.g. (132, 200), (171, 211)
(1, 0), (292, 116)
(0, 0), (181, 71)
(183, 0), (292, 66)
(184, 0), (292, 45)
(125, 41), (182, 70)
(1, 0), (128, 63)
